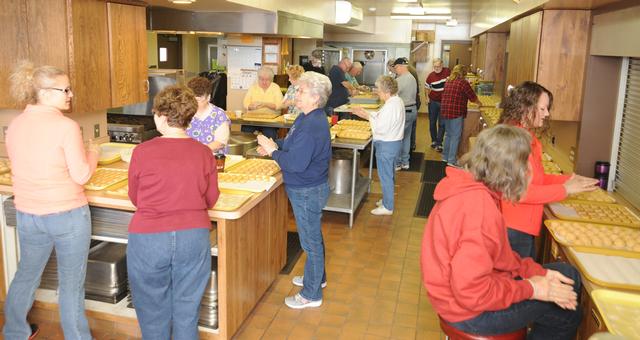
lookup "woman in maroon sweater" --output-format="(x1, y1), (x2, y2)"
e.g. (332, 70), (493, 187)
(127, 86), (219, 339)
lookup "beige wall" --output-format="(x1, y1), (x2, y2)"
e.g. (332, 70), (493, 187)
(591, 5), (640, 57)
(292, 39), (319, 67)
(147, 32), (158, 68)
(181, 34), (200, 79)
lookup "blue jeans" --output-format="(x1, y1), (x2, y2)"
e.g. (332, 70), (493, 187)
(4, 205), (92, 340)
(450, 262), (582, 340)
(374, 140), (402, 210)
(508, 228), (536, 259)
(398, 107), (417, 167)
(128, 228), (211, 340)
(241, 125), (278, 140)
(428, 101), (445, 146)
(442, 116), (464, 165)
(286, 182), (330, 301)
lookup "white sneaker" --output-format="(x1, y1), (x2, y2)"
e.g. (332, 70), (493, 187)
(371, 206), (393, 215)
(376, 199), (383, 207)
(292, 276), (327, 288)
(284, 293), (322, 309)
(394, 165), (402, 171)
(401, 164), (410, 170)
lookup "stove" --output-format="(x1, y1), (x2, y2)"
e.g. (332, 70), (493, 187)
(107, 114), (160, 144)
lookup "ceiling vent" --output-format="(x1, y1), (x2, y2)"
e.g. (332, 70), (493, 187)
(335, 1), (363, 26)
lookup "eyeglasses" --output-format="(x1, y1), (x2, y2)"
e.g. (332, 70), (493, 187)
(44, 87), (73, 95)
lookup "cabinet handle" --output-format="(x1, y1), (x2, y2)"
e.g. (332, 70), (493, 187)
(590, 308), (602, 330)
(144, 79), (150, 94)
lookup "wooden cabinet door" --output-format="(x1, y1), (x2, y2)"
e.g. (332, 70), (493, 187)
(484, 33), (507, 83)
(107, 2), (148, 107)
(69, 0), (112, 112)
(505, 12), (542, 90)
(471, 36), (479, 71)
(0, 1), (29, 108)
(477, 33), (487, 73)
(537, 10), (591, 121)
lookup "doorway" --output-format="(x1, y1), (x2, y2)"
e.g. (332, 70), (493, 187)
(442, 41), (472, 68)
(157, 34), (182, 69)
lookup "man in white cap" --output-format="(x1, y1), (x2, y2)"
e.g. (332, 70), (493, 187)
(393, 57), (417, 171)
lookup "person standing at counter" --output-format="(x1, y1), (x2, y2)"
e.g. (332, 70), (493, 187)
(127, 86), (220, 339)
(242, 67), (283, 139)
(425, 58), (450, 152)
(352, 76), (405, 216)
(344, 61), (363, 88)
(326, 57), (353, 116)
(282, 64), (305, 116)
(186, 76), (230, 153)
(499, 81), (599, 258)
(257, 71), (332, 309)
(421, 125), (582, 339)
(392, 57), (417, 171)
(4, 61), (100, 340)
(440, 64), (482, 166)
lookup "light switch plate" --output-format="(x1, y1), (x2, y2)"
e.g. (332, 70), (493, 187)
(94, 124), (100, 138)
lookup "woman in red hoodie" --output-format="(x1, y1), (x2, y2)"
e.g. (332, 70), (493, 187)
(421, 125), (581, 339)
(499, 81), (598, 259)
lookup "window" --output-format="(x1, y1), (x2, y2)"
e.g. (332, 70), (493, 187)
(611, 57), (640, 209)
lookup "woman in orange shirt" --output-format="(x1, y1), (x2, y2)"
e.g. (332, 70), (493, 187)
(3, 61), (99, 339)
(499, 81), (598, 259)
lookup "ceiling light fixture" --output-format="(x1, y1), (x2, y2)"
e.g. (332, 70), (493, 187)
(369, 7), (377, 12)
(423, 7), (452, 14)
(392, 6), (424, 15)
(396, 0), (418, 2)
(169, 0), (196, 4)
(390, 15), (452, 20)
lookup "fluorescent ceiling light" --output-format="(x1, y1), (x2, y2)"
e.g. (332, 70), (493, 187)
(369, 7), (377, 12)
(424, 7), (451, 14)
(170, 0), (196, 4)
(397, 0), (418, 2)
(391, 15), (452, 20)
(392, 6), (451, 15)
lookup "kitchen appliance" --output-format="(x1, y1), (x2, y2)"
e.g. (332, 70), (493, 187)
(329, 149), (361, 194)
(353, 49), (387, 86)
(107, 114), (160, 144)
(227, 131), (258, 156)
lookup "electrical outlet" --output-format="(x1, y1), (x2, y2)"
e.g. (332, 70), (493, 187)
(94, 124), (100, 138)
(2, 126), (7, 140)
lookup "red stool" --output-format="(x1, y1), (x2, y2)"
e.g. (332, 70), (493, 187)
(439, 317), (526, 340)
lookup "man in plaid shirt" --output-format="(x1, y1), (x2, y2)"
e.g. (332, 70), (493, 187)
(440, 65), (482, 165)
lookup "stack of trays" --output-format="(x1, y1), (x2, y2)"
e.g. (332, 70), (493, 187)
(349, 94), (380, 105)
(90, 206), (133, 239)
(40, 242), (129, 304)
(199, 267), (218, 329)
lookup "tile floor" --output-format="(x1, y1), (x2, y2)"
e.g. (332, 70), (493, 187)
(0, 112), (447, 339)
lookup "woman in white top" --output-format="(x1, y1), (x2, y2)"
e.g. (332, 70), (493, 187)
(352, 75), (405, 215)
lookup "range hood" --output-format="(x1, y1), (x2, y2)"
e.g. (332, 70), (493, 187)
(147, 7), (323, 39)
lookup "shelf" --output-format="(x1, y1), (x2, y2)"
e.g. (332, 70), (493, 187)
(324, 176), (370, 213)
(34, 288), (220, 334)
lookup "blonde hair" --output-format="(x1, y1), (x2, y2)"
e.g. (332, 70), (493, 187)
(286, 65), (305, 81)
(459, 124), (532, 202)
(447, 64), (466, 81)
(10, 60), (66, 105)
(375, 75), (398, 95)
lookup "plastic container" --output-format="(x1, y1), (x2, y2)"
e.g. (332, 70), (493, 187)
(594, 161), (610, 190)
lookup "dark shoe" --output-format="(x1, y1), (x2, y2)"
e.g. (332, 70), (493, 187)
(29, 324), (39, 340)
(435, 145), (443, 153)
(430, 143), (437, 149)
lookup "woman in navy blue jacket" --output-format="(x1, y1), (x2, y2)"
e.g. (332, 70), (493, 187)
(257, 71), (332, 309)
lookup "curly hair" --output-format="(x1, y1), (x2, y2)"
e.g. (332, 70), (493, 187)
(459, 124), (532, 202)
(286, 65), (305, 81)
(186, 76), (212, 97)
(152, 85), (198, 129)
(447, 64), (467, 81)
(375, 75), (398, 95)
(499, 81), (553, 131)
(10, 60), (66, 105)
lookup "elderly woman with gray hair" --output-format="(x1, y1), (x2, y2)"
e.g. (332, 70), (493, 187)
(352, 76), (405, 216)
(242, 67), (283, 139)
(257, 71), (332, 309)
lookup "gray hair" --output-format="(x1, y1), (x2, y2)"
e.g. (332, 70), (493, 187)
(352, 61), (363, 69)
(257, 67), (274, 80)
(298, 71), (332, 108)
(375, 75), (398, 95)
(433, 58), (443, 66)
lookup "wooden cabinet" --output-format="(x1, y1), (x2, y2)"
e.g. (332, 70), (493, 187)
(107, 2), (148, 107)
(0, 0), (147, 112)
(472, 33), (507, 83)
(505, 10), (591, 121)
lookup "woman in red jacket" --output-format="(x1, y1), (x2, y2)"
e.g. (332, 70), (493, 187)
(499, 81), (598, 258)
(421, 125), (581, 339)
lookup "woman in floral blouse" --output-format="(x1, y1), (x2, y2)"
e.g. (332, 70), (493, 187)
(282, 65), (305, 117)
(186, 77), (231, 153)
